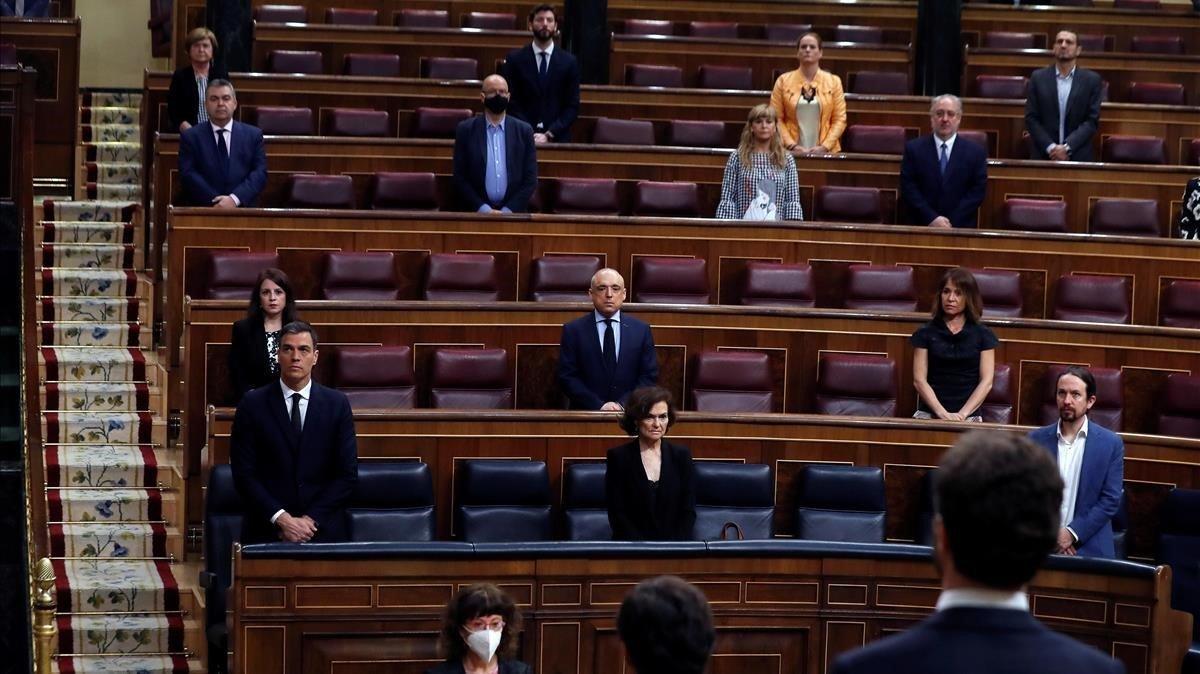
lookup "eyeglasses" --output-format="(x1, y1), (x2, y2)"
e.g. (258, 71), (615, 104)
(465, 617), (505, 632)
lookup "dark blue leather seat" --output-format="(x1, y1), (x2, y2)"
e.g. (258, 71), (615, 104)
(1112, 492), (1128, 560)
(457, 460), (552, 542)
(202, 464), (244, 673)
(562, 463), (611, 540)
(693, 462), (774, 540)
(795, 465), (886, 542)
(348, 462), (435, 542)
(1158, 488), (1200, 662)
(914, 469), (936, 547)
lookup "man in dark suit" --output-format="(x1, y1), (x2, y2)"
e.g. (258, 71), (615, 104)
(0, 0), (49, 16)
(500, 4), (580, 144)
(831, 431), (1125, 674)
(178, 78), (267, 208)
(1024, 30), (1103, 162)
(899, 94), (988, 228)
(452, 74), (538, 213)
(557, 268), (658, 410)
(1027, 366), (1124, 559)
(230, 321), (358, 543)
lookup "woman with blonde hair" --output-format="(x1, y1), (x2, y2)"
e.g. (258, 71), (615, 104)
(770, 31), (847, 155)
(715, 104), (804, 221)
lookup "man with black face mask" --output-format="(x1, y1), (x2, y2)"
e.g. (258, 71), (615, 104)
(501, 4), (580, 144)
(452, 74), (538, 214)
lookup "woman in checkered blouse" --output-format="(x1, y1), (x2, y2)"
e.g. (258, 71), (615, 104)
(715, 104), (804, 221)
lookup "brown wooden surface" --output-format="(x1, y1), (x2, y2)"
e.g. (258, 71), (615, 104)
(960, 4), (1200, 55)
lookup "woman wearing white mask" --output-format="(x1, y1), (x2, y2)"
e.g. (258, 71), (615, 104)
(427, 584), (530, 674)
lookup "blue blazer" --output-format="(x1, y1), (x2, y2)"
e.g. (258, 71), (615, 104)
(501, 44), (581, 142)
(1028, 420), (1124, 558)
(451, 113), (537, 212)
(557, 312), (658, 410)
(899, 134), (988, 228)
(178, 120), (268, 207)
(1024, 66), (1103, 162)
(1, 0), (49, 16)
(831, 607), (1125, 674)
(230, 381), (358, 543)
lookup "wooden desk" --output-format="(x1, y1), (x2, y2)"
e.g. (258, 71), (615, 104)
(964, 48), (1200, 104)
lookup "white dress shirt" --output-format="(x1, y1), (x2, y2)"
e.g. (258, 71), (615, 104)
(934, 132), (957, 159)
(532, 40), (555, 69)
(209, 119), (241, 205)
(269, 377), (312, 524)
(936, 587), (1029, 612)
(593, 309), (622, 362)
(1056, 415), (1088, 541)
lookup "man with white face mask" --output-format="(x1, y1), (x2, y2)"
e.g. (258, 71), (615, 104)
(427, 584), (531, 674)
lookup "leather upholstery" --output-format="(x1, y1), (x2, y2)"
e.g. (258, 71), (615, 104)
(397, 9), (448, 28)
(342, 53), (401, 77)
(979, 363), (1013, 424)
(795, 465), (886, 542)
(697, 64), (753, 90)
(1052, 274), (1131, 324)
(914, 469), (936, 546)
(1128, 82), (1186, 106)
(956, 130), (989, 155)
(348, 462), (435, 542)
(325, 108), (389, 137)
(1190, 139), (1200, 166)
(814, 353), (898, 417)
(326, 8), (377, 25)
(203, 465), (244, 642)
(370, 172), (439, 210)
(623, 19), (673, 35)
(1076, 34), (1113, 52)
(624, 64), (684, 88)
(834, 24), (883, 44)
(693, 462), (774, 540)
(204, 251), (279, 300)
(1130, 35), (1184, 55)
(764, 23), (811, 43)
(457, 460), (552, 541)
(462, 12), (516, 30)
(688, 21), (738, 39)
(739, 261), (815, 308)
(1160, 280), (1200, 329)
(267, 49), (323, 74)
(528, 255), (602, 302)
(1113, 0), (1160, 6)
(319, 251), (400, 300)
(411, 107), (473, 139)
(690, 351), (774, 412)
(420, 56), (478, 80)
(848, 71), (909, 95)
(969, 267), (1023, 318)
(334, 345), (416, 410)
(1089, 198), (1160, 237)
(254, 4), (305, 22)
(1038, 365), (1124, 431)
(563, 463), (611, 540)
(1102, 135), (1167, 165)
(0, 43), (16, 67)
(592, 117), (656, 145)
(286, 174), (356, 209)
(632, 181), (700, 217)
(1112, 492), (1128, 560)
(632, 257), (710, 304)
(665, 120), (727, 148)
(982, 31), (1038, 49)
(430, 348), (513, 409)
(842, 125), (907, 154)
(844, 264), (918, 311)
(422, 253), (500, 302)
(554, 177), (621, 214)
(999, 198), (1068, 233)
(813, 186), (884, 223)
(1159, 374), (1200, 439)
(974, 74), (1028, 99)
(250, 106), (313, 135)
(1157, 488), (1200, 642)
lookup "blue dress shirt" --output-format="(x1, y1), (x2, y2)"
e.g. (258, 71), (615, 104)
(482, 118), (509, 213)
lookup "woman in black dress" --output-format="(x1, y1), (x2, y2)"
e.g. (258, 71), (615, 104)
(606, 386), (696, 540)
(426, 584), (530, 674)
(911, 267), (998, 421)
(167, 27), (228, 133)
(228, 268), (297, 402)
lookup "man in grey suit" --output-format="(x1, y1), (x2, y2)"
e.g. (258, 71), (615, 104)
(1024, 30), (1103, 163)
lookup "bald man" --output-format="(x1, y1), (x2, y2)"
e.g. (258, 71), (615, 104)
(452, 74), (538, 213)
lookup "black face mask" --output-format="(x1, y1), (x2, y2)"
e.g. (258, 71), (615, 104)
(484, 94), (509, 114)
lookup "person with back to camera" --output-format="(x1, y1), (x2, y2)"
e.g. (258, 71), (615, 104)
(715, 104), (804, 221)
(167, 27), (228, 133)
(618, 575), (715, 674)
(426, 583), (530, 674)
(606, 386), (696, 541)
(770, 31), (847, 156)
(911, 267), (997, 422)
(228, 267), (298, 403)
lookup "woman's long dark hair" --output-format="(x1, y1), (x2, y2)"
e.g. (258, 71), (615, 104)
(246, 267), (298, 325)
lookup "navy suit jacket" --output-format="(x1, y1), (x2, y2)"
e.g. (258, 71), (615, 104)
(899, 134), (988, 228)
(0, 0), (49, 16)
(1024, 66), (1103, 162)
(831, 607), (1125, 674)
(230, 381), (358, 543)
(501, 44), (580, 142)
(1028, 420), (1124, 558)
(557, 312), (658, 410)
(178, 120), (267, 207)
(451, 113), (537, 212)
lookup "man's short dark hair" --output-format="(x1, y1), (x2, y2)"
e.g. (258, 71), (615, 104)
(280, 320), (319, 349)
(528, 3), (557, 22)
(206, 78), (236, 98)
(618, 576), (714, 674)
(1057, 365), (1096, 399)
(936, 431), (1063, 589)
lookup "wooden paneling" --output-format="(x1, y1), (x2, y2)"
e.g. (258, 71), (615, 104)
(960, 4), (1200, 55)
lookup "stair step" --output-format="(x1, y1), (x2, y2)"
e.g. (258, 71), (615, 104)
(41, 411), (166, 446)
(82, 142), (142, 164)
(40, 297), (149, 330)
(41, 382), (160, 413)
(56, 613), (197, 656)
(40, 269), (146, 298)
(48, 487), (177, 523)
(37, 221), (138, 245)
(39, 323), (147, 348)
(39, 243), (143, 271)
(45, 445), (182, 490)
(54, 559), (184, 613)
(39, 348), (161, 386)
(81, 125), (139, 143)
(80, 91), (142, 107)
(55, 655), (201, 673)
(84, 183), (142, 201)
(83, 162), (141, 185)
(49, 522), (184, 559)
(79, 106), (137, 126)
(43, 200), (140, 224)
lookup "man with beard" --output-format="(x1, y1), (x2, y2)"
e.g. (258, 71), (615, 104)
(452, 74), (538, 213)
(501, 4), (580, 144)
(1024, 30), (1103, 162)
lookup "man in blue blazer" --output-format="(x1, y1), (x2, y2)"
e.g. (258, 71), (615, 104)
(1028, 365), (1124, 559)
(832, 431), (1124, 674)
(899, 95), (988, 229)
(500, 4), (580, 144)
(452, 74), (538, 213)
(558, 268), (658, 410)
(230, 321), (358, 544)
(1025, 30), (1103, 162)
(178, 79), (267, 208)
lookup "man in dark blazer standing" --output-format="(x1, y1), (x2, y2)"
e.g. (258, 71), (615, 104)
(831, 431), (1125, 674)
(230, 321), (358, 544)
(500, 4), (580, 144)
(178, 78), (267, 207)
(558, 268), (658, 410)
(1024, 30), (1103, 162)
(899, 94), (988, 228)
(452, 74), (538, 213)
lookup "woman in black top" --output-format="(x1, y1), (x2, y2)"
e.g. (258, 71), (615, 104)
(426, 584), (531, 674)
(228, 268), (297, 402)
(167, 27), (228, 133)
(606, 386), (696, 541)
(911, 267), (997, 421)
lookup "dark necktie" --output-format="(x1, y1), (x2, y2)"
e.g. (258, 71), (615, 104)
(216, 128), (229, 164)
(538, 51), (548, 80)
(939, 142), (949, 177)
(602, 319), (616, 371)
(290, 392), (302, 434)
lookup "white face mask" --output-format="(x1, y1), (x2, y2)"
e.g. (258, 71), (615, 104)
(465, 627), (502, 662)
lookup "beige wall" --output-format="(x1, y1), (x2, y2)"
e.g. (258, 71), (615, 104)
(77, 0), (169, 88)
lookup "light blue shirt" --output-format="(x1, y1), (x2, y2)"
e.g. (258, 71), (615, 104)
(481, 117), (510, 213)
(593, 309), (621, 362)
(1054, 66), (1075, 148)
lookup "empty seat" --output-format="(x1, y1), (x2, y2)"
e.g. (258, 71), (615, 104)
(0, 43), (16, 67)
(844, 264), (918, 312)
(430, 348), (513, 409)
(690, 351), (774, 413)
(623, 19), (673, 36)
(687, 21), (738, 39)
(1089, 198), (1160, 237)
(1102, 135), (1167, 165)
(834, 25), (883, 44)
(462, 11), (516, 29)
(1076, 34), (1113, 52)
(563, 463), (611, 540)
(957, 130), (989, 155)
(665, 120), (726, 148)
(1130, 35), (1184, 55)
(397, 8), (449, 28)
(326, 108), (389, 137)
(553, 178), (621, 215)
(1052, 274), (1131, 324)
(1112, 492), (1129, 560)
(267, 49), (323, 74)
(254, 4), (305, 22)
(848, 71), (910, 95)
(348, 462), (434, 541)
(320, 252), (400, 300)
(814, 353), (898, 417)
(1158, 374), (1200, 438)
(982, 31), (1037, 49)
(326, 8), (377, 25)
(813, 186), (884, 224)
(202, 464), (243, 665)
(457, 460), (551, 541)
(411, 107), (472, 139)
(697, 64), (753, 90)
(632, 257), (710, 304)
(250, 106), (314, 135)
(842, 125), (907, 155)
(1128, 82), (1185, 106)
(998, 198), (1068, 233)
(1157, 489), (1200, 652)
(764, 23), (811, 43)
(592, 117), (655, 146)
(342, 53), (401, 77)
(334, 345), (416, 409)
(370, 172), (439, 210)
(528, 255), (602, 302)
(795, 465), (886, 542)
(1160, 280), (1200, 328)
(1039, 365), (1124, 431)
(286, 174), (356, 209)
(420, 56), (478, 80)
(203, 251), (279, 299)
(970, 268), (1023, 318)
(693, 462), (774, 540)
(625, 64), (684, 88)
(974, 75), (1028, 99)
(632, 181), (700, 217)
(422, 253), (500, 302)
(979, 363), (1014, 424)
(738, 261), (815, 308)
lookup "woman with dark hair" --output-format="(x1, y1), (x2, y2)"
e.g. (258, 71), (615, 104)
(606, 386), (696, 540)
(715, 103), (804, 221)
(167, 27), (229, 133)
(911, 267), (998, 421)
(228, 268), (298, 401)
(427, 583), (529, 674)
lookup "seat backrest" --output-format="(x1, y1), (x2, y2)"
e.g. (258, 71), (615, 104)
(813, 186), (883, 224)
(999, 198), (1068, 233)
(457, 460), (552, 541)
(342, 53), (401, 77)
(844, 264), (917, 312)
(397, 8), (449, 27)
(420, 56), (479, 80)
(974, 74), (1028, 99)
(1052, 274), (1131, 324)
(287, 174), (357, 209)
(0, 43), (16, 67)
(1128, 82), (1185, 106)
(1160, 280), (1200, 329)
(204, 251), (280, 300)
(326, 108), (390, 137)
(334, 345), (415, 410)
(1111, 491), (1129, 560)
(914, 469), (936, 546)
(563, 462), (611, 540)
(739, 261), (815, 308)
(632, 257), (709, 304)
(969, 267), (1023, 318)
(982, 31), (1038, 49)
(764, 23), (811, 43)
(814, 353), (898, 417)
(592, 117), (656, 146)
(422, 253), (500, 302)
(204, 464), (244, 631)
(795, 465), (886, 542)
(624, 64), (684, 88)
(371, 172), (439, 210)
(267, 49), (323, 74)
(326, 8), (377, 25)
(348, 462), (434, 541)
(834, 24), (883, 44)
(696, 64), (752, 90)
(1158, 374), (1200, 439)
(1038, 365), (1124, 431)
(254, 4), (305, 22)
(430, 348), (513, 409)
(462, 11), (516, 29)
(554, 177), (621, 215)
(848, 71), (909, 95)
(632, 181), (700, 217)
(623, 19), (673, 35)
(1130, 35), (1184, 55)
(979, 362), (1013, 424)
(1102, 135), (1167, 165)
(687, 21), (738, 39)
(528, 255), (602, 302)
(956, 130), (989, 156)
(842, 125), (907, 155)
(1089, 198), (1160, 237)
(1157, 488), (1200, 640)
(690, 350), (774, 413)
(411, 107), (473, 139)
(665, 120), (727, 148)
(1190, 139), (1200, 167)
(1076, 33), (1113, 52)
(250, 106), (314, 135)
(693, 462), (774, 540)
(320, 251), (400, 300)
